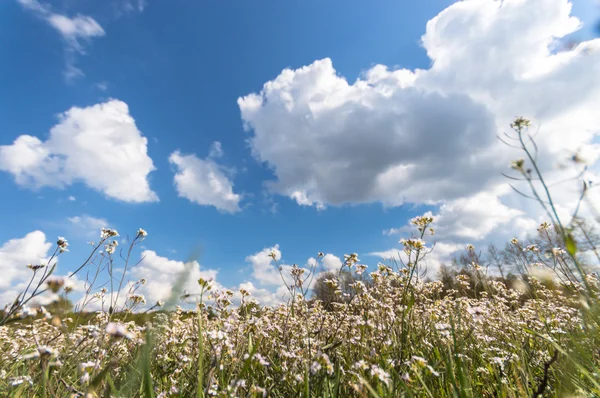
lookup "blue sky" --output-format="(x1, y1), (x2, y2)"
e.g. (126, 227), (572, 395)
(0, 0), (599, 307)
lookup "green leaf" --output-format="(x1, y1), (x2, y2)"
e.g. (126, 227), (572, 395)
(566, 232), (578, 257)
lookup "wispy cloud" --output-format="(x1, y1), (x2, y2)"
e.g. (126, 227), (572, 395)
(17, 0), (105, 81)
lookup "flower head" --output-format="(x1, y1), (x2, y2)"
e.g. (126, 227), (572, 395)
(106, 322), (133, 339)
(57, 236), (69, 252)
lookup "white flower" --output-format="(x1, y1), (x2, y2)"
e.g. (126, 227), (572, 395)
(100, 228), (119, 240)
(370, 365), (391, 386)
(57, 236), (69, 252)
(9, 376), (33, 386)
(106, 322), (133, 339)
(137, 228), (148, 237)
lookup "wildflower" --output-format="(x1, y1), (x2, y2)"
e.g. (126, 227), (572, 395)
(240, 288), (251, 297)
(137, 228), (148, 237)
(100, 228), (119, 240)
(156, 300), (165, 307)
(370, 365), (391, 387)
(310, 361), (322, 374)
(57, 236), (69, 252)
(139, 278), (147, 285)
(46, 276), (66, 293)
(105, 322), (133, 339)
(511, 238), (519, 245)
(552, 247), (566, 256)
(26, 263), (46, 271)
(411, 356), (427, 366)
(511, 159), (525, 171)
(198, 277), (212, 290)
(354, 360), (369, 371)
(344, 253), (360, 267)
(324, 278), (338, 288)
(400, 238), (426, 251)
(538, 222), (551, 231)
(490, 356), (506, 370)
(254, 353), (270, 367)
(466, 244), (475, 251)
(290, 264), (305, 278)
(426, 365), (440, 377)
(317, 252), (324, 258)
(79, 361), (97, 373)
(356, 264), (368, 275)
(128, 294), (146, 305)
(510, 116), (531, 130)
(410, 214), (434, 231)
(435, 323), (451, 331)
(38, 345), (58, 357)
(9, 376), (33, 387)
(524, 244), (540, 253)
(249, 386), (267, 397)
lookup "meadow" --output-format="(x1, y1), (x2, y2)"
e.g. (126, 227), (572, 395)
(1, 118), (599, 397)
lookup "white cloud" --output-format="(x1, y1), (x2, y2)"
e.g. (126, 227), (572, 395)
(236, 281), (288, 307)
(239, 0), (599, 208)
(95, 82), (108, 92)
(170, 150), (242, 213)
(120, 0), (147, 13)
(67, 195), (76, 201)
(321, 253), (343, 272)
(0, 231), (54, 307)
(0, 100), (158, 203)
(243, 245), (315, 299)
(68, 215), (110, 238)
(239, 0), (600, 269)
(129, 250), (221, 305)
(17, 0), (105, 80)
(244, 245), (284, 286)
(208, 141), (224, 159)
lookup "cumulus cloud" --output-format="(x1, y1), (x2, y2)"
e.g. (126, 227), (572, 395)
(0, 231), (60, 307)
(240, 0), (600, 269)
(244, 245), (285, 286)
(0, 100), (158, 203)
(17, 0), (105, 80)
(236, 281), (289, 307)
(128, 249), (299, 309)
(243, 245), (329, 304)
(170, 149), (242, 213)
(321, 253), (343, 272)
(128, 250), (221, 305)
